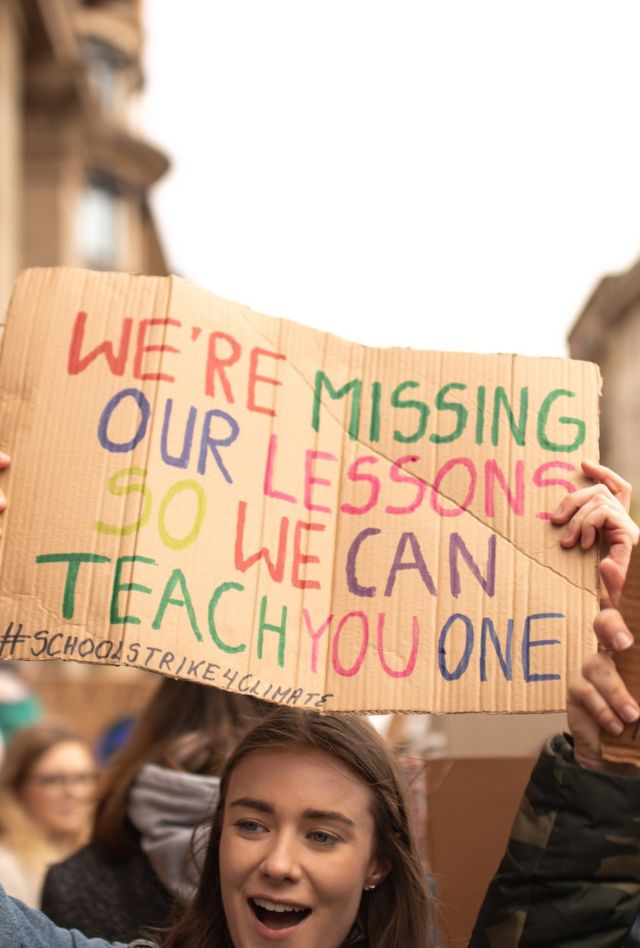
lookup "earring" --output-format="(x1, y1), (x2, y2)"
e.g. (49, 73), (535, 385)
(364, 884), (376, 891)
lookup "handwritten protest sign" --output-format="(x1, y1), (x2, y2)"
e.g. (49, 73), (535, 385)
(0, 268), (600, 712)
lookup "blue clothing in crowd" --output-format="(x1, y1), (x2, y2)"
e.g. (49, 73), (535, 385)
(0, 885), (154, 948)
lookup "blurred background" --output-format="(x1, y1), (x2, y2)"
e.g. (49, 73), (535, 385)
(1, 1), (639, 942)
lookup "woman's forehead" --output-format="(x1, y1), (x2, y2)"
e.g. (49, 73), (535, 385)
(33, 740), (91, 769)
(226, 745), (375, 814)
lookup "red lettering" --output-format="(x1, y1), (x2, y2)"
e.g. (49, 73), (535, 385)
(341, 455), (380, 515)
(263, 434), (296, 503)
(376, 613), (419, 678)
(304, 450), (337, 513)
(431, 457), (477, 517)
(303, 609), (332, 673)
(533, 461), (576, 520)
(484, 459), (525, 517)
(234, 501), (288, 582)
(133, 319), (181, 382)
(205, 332), (241, 401)
(292, 521), (325, 589)
(247, 346), (287, 415)
(67, 311), (133, 376)
(386, 455), (426, 515)
(332, 612), (368, 677)
(247, 347), (286, 416)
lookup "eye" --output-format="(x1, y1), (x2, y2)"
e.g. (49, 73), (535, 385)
(235, 819), (267, 835)
(308, 830), (340, 846)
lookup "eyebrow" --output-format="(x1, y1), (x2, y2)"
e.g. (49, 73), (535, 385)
(303, 809), (355, 828)
(229, 797), (274, 814)
(229, 798), (356, 828)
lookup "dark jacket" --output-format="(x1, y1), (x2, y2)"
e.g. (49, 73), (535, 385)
(42, 763), (217, 944)
(469, 734), (640, 947)
(41, 837), (173, 944)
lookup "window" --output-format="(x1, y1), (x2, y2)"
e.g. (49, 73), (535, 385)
(80, 38), (127, 116)
(76, 175), (123, 270)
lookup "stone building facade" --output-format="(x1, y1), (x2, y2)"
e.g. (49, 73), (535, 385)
(0, 0), (170, 733)
(569, 258), (640, 521)
(0, 0), (169, 322)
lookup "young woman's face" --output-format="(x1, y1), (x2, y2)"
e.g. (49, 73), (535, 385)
(219, 746), (384, 947)
(18, 740), (97, 839)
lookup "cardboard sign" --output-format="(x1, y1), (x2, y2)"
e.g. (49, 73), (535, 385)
(0, 268), (601, 712)
(600, 545), (640, 764)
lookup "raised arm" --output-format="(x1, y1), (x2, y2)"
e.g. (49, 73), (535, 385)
(469, 467), (640, 947)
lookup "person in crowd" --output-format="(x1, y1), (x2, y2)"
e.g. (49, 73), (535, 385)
(0, 461), (638, 948)
(1, 461), (640, 945)
(41, 679), (271, 942)
(0, 723), (97, 907)
(0, 707), (432, 947)
(1, 661), (640, 948)
(469, 467), (640, 947)
(164, 707), (432, 947)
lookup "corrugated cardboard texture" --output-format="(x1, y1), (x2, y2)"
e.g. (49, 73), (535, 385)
(0, 268), (601, 712)
(601, 545), (640, 764)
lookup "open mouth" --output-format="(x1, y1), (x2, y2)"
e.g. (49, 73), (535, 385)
(249, 897), (311, 931)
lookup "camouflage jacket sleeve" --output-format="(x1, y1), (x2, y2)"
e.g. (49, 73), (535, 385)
(468, 733), (640, 948)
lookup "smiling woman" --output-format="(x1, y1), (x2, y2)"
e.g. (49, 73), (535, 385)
(163, 710), (431, 948)
(220, 747), (389, 945)
(0, 709), (431, 948)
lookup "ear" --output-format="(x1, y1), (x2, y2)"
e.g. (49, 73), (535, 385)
(364, 855), (391, 889)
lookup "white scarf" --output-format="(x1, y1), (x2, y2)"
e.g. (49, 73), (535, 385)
(127, 763), (219, 901)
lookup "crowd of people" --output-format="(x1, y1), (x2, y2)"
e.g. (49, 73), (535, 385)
(0, 454), (638, 946)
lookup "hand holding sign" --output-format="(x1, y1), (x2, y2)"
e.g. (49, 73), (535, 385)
(568, 539), (640, 771)
(551, 460), (638, 608)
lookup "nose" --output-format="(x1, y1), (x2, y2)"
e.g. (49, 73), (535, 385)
(63, 775), (96, 800)
(65, 780), (86, 799)
(260, 830), (302, 883)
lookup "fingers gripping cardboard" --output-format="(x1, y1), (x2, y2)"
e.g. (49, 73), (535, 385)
(601, 546), (640, 764)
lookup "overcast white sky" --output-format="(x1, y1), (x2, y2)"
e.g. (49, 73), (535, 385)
(141, 1), (640, 357)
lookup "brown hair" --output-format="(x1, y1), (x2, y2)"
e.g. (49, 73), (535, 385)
(0, 723), (93, 871)
(93, 678), (270, 854)
(0, 723), (84, 795)
(163, 708), (434, 948)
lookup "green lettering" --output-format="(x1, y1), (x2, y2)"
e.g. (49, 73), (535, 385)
(430, 382), (468, 444)
(537, 389), (586, 452)
(152, 569), (202, 641)
(369, 381), (382, 442)
(110, 555), (155, 625)
(257, 595), (287, 667)
(491, 387), (528, 446)
(35, 552), (110, 620)
(208, 582), (247, 654)
(312, 371), (362, 440)
(475, 385), (486, 444)
(391, 381), (428, 443)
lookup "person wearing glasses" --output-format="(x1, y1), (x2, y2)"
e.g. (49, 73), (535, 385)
(0, 723), (97, 907)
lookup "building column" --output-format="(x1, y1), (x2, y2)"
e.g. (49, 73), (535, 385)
(0, 0), (23, 322)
